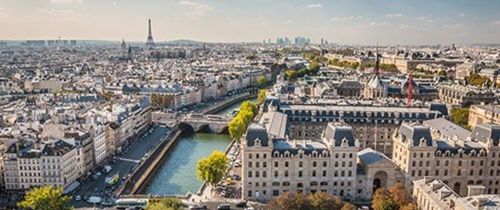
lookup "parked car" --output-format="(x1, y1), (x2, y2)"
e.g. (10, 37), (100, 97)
(188, 203), (207, 210)
(236, 201), (247, 208)
(217, 203), (231, 210)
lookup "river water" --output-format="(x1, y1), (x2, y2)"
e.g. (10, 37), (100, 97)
(143, 99), (256, 195)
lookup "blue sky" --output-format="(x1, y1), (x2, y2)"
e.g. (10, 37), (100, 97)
(0, 0), (499, 45)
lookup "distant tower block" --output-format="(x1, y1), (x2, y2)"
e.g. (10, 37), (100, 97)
(146, 19), (155, 47)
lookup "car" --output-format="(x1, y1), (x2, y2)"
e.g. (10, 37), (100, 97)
(75, 195), (81, 201)
(235, 201), (247, 208)
(188, 203), (207, 210)
(217, 203), (231, 210)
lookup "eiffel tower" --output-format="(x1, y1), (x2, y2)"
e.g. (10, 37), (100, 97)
(146, 19), (155, 47)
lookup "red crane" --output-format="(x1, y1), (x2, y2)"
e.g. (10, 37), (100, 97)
(407, 74), (413, 106)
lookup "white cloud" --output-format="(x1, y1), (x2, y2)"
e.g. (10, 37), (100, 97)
(178, 1), (213, 17)
(50, 0), (82, 3)
(398, 24), (415, 30)
(417, 16), (434, 23)
(113, 1), (117, 6)
(459, 13), (465, 17)
(386, 13), (403, 18)
(491, 20), (500, 25)
(306, 4), (322, 8)
(443, 24), (464, 29)
(330, 16), (364, 22)
(361, 21), (391, 27)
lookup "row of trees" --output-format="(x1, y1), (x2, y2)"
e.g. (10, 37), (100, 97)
(284, 61), (320, 81)
(228, 101), (258, 141)
(146, 198), (183, 210)
(150, 93), (174, 110)
(328, 58), (360, 70)
(465, 73), (491, 87)
(269, 192), (356, 210)
(359, 63), (399, 73)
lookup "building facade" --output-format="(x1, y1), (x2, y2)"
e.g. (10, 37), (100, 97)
(393, 122), (500, 196)
(3, 140), (79, 190)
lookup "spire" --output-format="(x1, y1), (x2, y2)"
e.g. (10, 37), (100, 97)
(374, 42), (380, 75)
(146, 19), (155, 47)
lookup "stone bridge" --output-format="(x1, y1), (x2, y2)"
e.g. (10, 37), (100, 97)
(181, 114), (231, 134)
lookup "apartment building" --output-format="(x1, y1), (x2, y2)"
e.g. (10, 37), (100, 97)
(393, 122), (500, 196)
(3, 140), (79, 190)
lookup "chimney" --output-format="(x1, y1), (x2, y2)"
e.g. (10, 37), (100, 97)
(467, 185), (486, 197)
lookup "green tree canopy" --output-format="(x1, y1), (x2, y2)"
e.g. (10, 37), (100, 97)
(147, 198), (183, 210)
(258, 89), (267, 105)
(257, 76), (268, 87)
(17, 185), (71, 210)
(228, 100), (257, 140)
(466, 73), (491, 87)
(196, 151), (229, 187)
(450, 107), (470, 129)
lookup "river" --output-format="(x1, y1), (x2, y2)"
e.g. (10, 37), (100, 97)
(143, 98), (255, 195)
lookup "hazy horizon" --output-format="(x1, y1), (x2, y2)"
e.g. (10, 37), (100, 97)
(1, 0), (500, 45)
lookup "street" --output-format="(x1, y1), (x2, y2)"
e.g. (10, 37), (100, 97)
(72, 125), (171, 208)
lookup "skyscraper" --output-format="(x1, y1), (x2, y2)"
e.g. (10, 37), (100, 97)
(146, 19), (155, 47)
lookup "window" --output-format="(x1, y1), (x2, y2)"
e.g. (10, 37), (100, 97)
(285, 162), (289, 167)
(312, 171), (316, 177)
(249, 154), (252, 159)
(256, 162), (260, 168)
(323, 161), (327, 167)
(263, 162), (267, 168)
(299, 162), (303, 167)
(274, 161), (278, 167)
(274, 171), (278, 177)
(313, 161), (317, 167)
(323, 170), (327, 177)
(299, 171), (303, 177)
(256, 154), (260, 159)
(297, 183), (303, 188)
(248, 171), (252, 178)
(248, 190), (252, 197)
(273, 190), (279, 196)
(458, 160), (462, 166)
(256, 171), (260, 178)
(263, 171), (267, 177)
(249, 162), (252, 168)
(285, 171), (289, 177)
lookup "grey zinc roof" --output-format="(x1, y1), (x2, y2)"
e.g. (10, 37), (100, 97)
(272, 139), (328, 155)
(245, 123), (269, 147)
(260, 111), (287, 138)
(399, 122), (433, 147)
(323, 123), (356, 147)
(424, 118), (471, 140)
(471, 124), (500, 145)
(358, 148), (389, 166)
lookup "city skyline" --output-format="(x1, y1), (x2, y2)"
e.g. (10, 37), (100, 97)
(1, 0), (500, 45)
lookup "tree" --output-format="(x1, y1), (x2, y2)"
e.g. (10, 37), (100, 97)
(17, 185), (71, 210)
(257, 76), (268, 87)
(450, 107), (470, 129)
(309, 192), (343, 210)
(389, 182), (411, 207)
(147, 198), (183, 210)
(438, 70), (447, 78)
(285, 70), (298, 81)
(258, 89), (267, 105)
(269, 192), (310, 210)
(196, 151), (229, 187)
(228, 101), (257, 141)
(372, 183), (415, 210)
(341, 202), (357, 210)
(466, 73), (491, 87)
